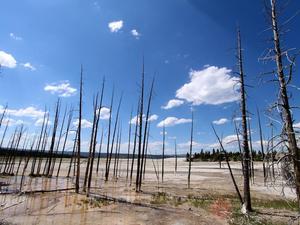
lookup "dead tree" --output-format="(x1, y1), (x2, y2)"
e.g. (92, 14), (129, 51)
(96, 128), (104, 174)
(268, 0), (300, 209)
(187, 112), (193, 189)
(237, 28), (252, 212)
(257, 108), (267, 184)
(174, 139), (178, 173)
(56, 109), (73, 177)
(83, 94), (99, 192)
(75, 66), (83, 193)
(50, 105), (68, 176)
(87, 79), (105, 194)
(45, 99), (61, 177)
(130, 103), (140, 185)
(135, 62), (145, 192)
(138, 77), (154, 191)
(105, 94), (122, 181)
(104, 89), (114, 181)
(247, 117), (255, 184)
(161, 125), (165, 183)
(212, 125), (243, 204)
(126, 109), (133, 181)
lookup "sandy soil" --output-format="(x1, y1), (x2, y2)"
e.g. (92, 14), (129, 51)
(0, 157), (297, 225)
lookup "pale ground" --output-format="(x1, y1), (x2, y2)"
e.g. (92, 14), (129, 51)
(0, 157), (297, 225)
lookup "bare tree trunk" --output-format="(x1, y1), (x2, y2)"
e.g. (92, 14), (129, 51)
(45, 99), (61, 177)
(212, 125), (243, 205)
(96, 128), (104, 174)
(138, 77), (154, 191)
(135, 62), (144, 192)
(126, 109), (133, 181)
(57, 109), (73, 177)
(257, 108), (267, 185)
(75, 66), (83, 193)
(174, 139), (177, 174)
(161, 125), (165, 183)
(105, 89), (114, 181)
(247, 117), (255, 184)
(237, 28), (252, 212)
(130, 103), (140, 186)
(187, 112), (193, 189)
(269, 0), (300, 210)
(106, 95), (122, 181)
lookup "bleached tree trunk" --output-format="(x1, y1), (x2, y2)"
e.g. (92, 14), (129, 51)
(237, 28), (252, 212)
(75, 66), (83, 193)
(269, 0), (300, 210)
(187, 112), (193, 189)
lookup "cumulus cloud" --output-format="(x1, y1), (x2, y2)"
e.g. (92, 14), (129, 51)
(131, 29), (140, 39)
(130, 114), (159, 125)
(157, 117), (192, 127)
(73, 119), (93, 129)
(210, 134), (241, 149)
(44, 81), (77, 97)
(108, 20), (123, 32)
(0, 105), (46, 119)
(212, 118), (229, 125)
(21, 62), (36, 71)
(9, 33), (22, 41)
(98, 107), (110, 120)
(0, 50), (17, 68)
(34, 118), (51, 126)
(162, 99), (184, 110)
(2, 118), (25, 127)
(294, 122), (300, 129)
(176, 66), (239, 105)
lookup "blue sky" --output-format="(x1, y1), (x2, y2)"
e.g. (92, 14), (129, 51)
(1, 0), (300, 154)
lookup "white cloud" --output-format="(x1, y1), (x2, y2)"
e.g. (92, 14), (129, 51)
(130, 114), (158, 125)
(162, 99), (184, 110)
(21, 62), (36, 71)
(148, 114), (158, 122)
(131, 29), (140, 39)
(99, 107), (110, 120)
(2, 118), (25, 127)
(9, 33), (22, 41)
(34, 118), (51, 126)
(157, 117), (192, 127)
(44, 81), (77, 97)
(0, 50), (17, 68)
(213, 118), (229, 125)
(73, 119), (93, 129)
(108, 20), (123, 32)
(176, 66), (239, 105)
(210, 134), (241, 149)
(0, 105), (46, 119)
(294, 122), (300, 129)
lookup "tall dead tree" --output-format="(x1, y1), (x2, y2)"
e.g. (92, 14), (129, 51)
(57, 108), (73, 177)
(212, 125), (243, 204)
(130, 103), (140, 185)
(161, 125), (165, 183)
(87, 79), (105, 194)
(105, 89), (114, 181)
(237, 28), (252, 212)
(187, 112), (193, 189)
(126, 109), (133, 181)
(135, 62), (145, 192)
(257, 108), (267, 184)
(105, 94), (122, 181)
(268, 0), (300, 209)
(75, 66), (83, 193)
(174, 139), (178, 173)
(138, 77), (154, 191)
(45, 99), (61, 177)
